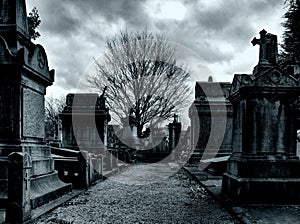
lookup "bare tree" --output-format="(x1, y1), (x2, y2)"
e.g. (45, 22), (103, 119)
(85, 30), (192, 137)
(45, 95), (66, 140)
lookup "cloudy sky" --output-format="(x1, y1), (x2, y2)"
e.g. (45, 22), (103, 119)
(26, 0), (287, 99)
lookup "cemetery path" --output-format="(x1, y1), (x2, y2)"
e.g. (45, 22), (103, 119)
(30, 163), (235, 224)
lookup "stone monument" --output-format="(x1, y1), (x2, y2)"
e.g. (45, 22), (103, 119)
(222, 30), (300, 202)
(168, 114), (181, 161)
(168, 114), (181, 152)
(0, 0), (71, 222)
(59, 93), (111, 152)
(188, 78), (233, 166)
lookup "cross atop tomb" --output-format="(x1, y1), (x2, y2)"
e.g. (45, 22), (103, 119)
(173, 114), (178, 123)
(251, 29), (278, 65)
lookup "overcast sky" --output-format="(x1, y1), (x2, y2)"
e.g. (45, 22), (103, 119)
(26, 0), (287, 99)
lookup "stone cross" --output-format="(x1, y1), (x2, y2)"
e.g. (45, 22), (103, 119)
(173, 114), (178, 123)
(251, 29), (278, 65)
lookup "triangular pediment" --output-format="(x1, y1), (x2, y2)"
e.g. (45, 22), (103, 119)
(229, 74), (252, 96)
(253, 67), (298, 87)
(17, 44), (54, 83)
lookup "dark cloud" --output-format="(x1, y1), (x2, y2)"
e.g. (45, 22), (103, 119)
(58, 0), (150, 28)
(26, 0), (285, 95)
(28, 0), (150, 38)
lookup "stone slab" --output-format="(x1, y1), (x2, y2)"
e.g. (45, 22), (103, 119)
(223, 173), (300, 203)
(0, 145), (51, 157)
(28, 189), (84, 224)
(30, 172), (72, 209)
(31, 158), (54, 176)
(22, 88), (45, 139)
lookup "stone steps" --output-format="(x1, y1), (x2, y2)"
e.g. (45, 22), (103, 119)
(30, 171), (72, 209)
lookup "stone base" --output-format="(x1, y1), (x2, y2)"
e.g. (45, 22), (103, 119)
(0, 144), (72, 209)
(30, 172), (72, 209)
(222, 173), (300, 203)
(226, 155), (300, 178)
(222, 156), (300, 203)
(187, 148), (231, 168)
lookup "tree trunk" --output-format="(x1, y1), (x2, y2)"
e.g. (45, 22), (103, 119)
(137, 124), (144, 138)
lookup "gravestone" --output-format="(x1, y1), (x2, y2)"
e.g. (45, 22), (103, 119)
(222, 30), (300, 202)
(59, 93), (111, 152)
(167, 114), (181, 162)
(0, 0), (71, 222)
(168, 114), (181, 152)
(188, 78), (233, 166)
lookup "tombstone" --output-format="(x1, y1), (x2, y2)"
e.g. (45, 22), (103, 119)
(59, 93), (111, 153)
(166, 115), (181, 162)
(46, 115), (63, 147)
(188, 78), (233, 166)
(168, 114), (181, 150)
(0, 0), (72, 222)
(119, 113), (140, 151)
(106, 124), (121, 148)
(222, 30), (300, 202)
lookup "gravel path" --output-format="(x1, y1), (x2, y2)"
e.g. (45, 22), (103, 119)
(31, 163), (235, 224)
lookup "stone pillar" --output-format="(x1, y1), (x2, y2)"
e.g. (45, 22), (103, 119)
(167, 114), (181, 162)
(222, 30), (300, 202)
(6, 152), (32, 223)
(168, 115), (181, 152)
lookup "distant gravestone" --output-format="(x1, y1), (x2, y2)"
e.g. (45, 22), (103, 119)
(188, 79), (233, 166)
(222, 30), (300, 203)
(168, 114), (181, 161)
(168, 114), (181, 152)
(60, 93), (111, 153)
(0, 0), (71, 222)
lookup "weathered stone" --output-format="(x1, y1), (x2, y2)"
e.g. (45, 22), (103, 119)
(0, 1), (71, 221)
(6, 152), (32, 223)
(188, 78), (233, 166)
(168, 114), (181, 161)
(222, 30), (300, 203)
(60, 93), (111, 152)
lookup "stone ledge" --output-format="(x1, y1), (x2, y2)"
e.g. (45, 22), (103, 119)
(223, 172), (300, 203)
(30, 172), (72, 209)
(26, 190), (84, 224)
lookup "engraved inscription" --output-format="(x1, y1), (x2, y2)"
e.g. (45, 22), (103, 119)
(22, 88), (44, 138)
